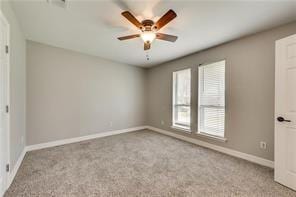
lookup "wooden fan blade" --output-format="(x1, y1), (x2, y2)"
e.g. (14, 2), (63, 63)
(122, 11), (143, 29)
(154, 9), (177, 30)
(156, 33), (178, 42)
(118, 34), (140, 40)
(144, 42), (151, 50)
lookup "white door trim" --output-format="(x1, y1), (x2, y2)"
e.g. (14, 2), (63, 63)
(0, 8), (10, 194)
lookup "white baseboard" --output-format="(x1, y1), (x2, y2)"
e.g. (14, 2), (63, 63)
(26, 126), (147, 152)
(5, 126), (147, 192)
(6, 125), (274, 194)
(147, 126), (274, 168)
(7, 148), (26, 189)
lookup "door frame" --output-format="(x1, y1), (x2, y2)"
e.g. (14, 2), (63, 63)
(0, 8), (10, 193)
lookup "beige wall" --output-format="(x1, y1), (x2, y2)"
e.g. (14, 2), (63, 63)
(26, 41), (147, 145)
(5, 1), (296, 162)
(147, 22), (296, 161)
(1, 1), (26, 169)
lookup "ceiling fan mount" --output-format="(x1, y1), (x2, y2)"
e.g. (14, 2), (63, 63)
(118, 9), (178, 51)
(141, 19), (155, 31)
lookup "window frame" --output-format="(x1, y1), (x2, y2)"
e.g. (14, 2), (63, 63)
(172, 68), (192, 132)
(197, 60), (226, 140)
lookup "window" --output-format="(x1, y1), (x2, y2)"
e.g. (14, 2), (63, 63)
(172, 69), (191, 130)
(198, 60), (225, 137)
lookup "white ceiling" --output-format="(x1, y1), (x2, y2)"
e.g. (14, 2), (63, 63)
(11, 0), (296, 67)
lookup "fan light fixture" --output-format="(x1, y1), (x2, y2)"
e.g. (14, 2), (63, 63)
(140, 31), (156, 43)
(118, 9), (178, 51)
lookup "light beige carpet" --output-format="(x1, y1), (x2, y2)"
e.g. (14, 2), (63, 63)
(5, 129), (296, 197)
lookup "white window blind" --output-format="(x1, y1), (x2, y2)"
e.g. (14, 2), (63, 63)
(172, 69), (191, 130)
(198, 60), (225, 137)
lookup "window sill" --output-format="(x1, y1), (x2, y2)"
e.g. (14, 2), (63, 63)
(196, 132), (227, 142)
(171, 125), (191, 134)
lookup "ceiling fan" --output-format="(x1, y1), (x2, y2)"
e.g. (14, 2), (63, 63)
(118, 9), (178, 50)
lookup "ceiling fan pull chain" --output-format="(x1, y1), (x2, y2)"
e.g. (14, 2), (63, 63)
(146, 52), (150, 61)
(118, 9), (178, 51)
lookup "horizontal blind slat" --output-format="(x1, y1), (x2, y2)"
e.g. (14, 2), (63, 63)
(173, 69), (191, 129)
(198, 61), (225, 137)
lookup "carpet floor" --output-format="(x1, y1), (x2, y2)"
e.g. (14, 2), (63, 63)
(5, 129), (296, 197)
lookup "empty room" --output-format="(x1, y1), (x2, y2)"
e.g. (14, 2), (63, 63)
(0, 0), (296, 196)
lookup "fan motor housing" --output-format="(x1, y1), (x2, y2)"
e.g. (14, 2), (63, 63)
(141, 19), (154, 31)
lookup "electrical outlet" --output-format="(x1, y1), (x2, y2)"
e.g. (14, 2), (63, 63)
(260, 141), (267, 149)
(109, 121), (113, 127)
(161, 120), (165, 125)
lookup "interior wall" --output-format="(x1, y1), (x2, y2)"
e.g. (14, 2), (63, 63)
(26, 41), (147, 145)
(147, 22), (296, 161)
(0, 1), (26, 169)
(4, 0), (296, 163)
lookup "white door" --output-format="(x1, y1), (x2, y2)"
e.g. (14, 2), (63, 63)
(275, 34), (296, 191)
(0, 11), (9, 196)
